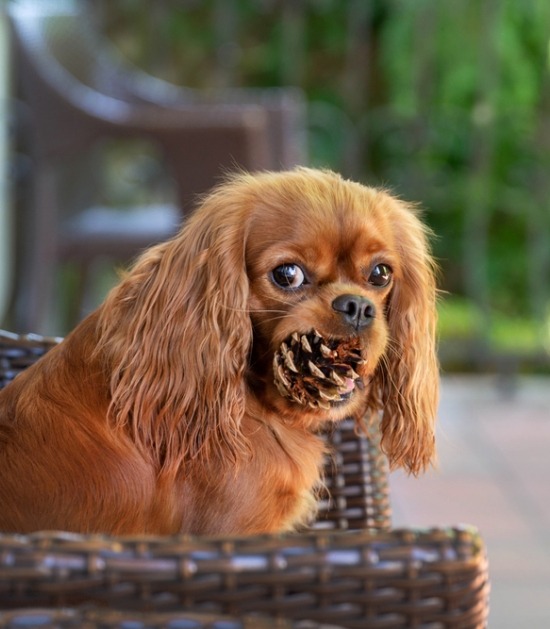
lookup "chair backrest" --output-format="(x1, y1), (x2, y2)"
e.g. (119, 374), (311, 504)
(8, 0), (103, 158)
(7, 0), (306, 165)
(8, 0), (307, 218)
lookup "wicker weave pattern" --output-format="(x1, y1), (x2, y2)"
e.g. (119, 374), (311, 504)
(0, 331), (489, 627)
(0, 609), (328, 628)
(0, 528), (487, 627)
(0, 330), (61, 388)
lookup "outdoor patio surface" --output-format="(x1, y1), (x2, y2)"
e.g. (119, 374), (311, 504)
(390, 375), (550, 628)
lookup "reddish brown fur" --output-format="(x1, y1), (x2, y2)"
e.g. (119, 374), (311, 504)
(0, 168), (439, 535)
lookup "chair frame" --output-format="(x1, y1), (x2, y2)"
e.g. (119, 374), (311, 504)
(6, 0), (306, 333)
(0, 331), (489, 628)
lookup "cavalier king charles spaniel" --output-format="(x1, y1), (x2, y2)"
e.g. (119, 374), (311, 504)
(0, 168), (439, 535)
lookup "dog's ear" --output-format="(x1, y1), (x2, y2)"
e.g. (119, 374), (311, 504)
(367, 200), (439, 475)
(98, 181), (253, 474)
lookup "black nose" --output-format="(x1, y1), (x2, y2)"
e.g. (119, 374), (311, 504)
(332, 294), (375, 330)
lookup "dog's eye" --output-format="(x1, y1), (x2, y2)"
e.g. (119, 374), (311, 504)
(368, 263), (393, 287)
(272, 264), (307, 289)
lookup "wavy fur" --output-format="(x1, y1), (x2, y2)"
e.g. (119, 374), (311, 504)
(367, 200), (439, 474)
(0, 167), (439, 535)
(96, 187), (254, 472)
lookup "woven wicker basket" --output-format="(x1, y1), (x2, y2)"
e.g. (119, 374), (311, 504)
(0, 331), (489, 628)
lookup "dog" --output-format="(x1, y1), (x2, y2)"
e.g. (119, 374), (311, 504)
(0, 168), (439, 535)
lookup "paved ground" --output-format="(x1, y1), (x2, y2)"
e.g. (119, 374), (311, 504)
(390, 375), (550, 628)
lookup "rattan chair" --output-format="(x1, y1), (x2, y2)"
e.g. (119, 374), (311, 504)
(0, 331), (489, 628)
(6, 0), (306, 333)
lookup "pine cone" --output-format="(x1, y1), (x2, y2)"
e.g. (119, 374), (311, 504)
(272, 330), (365, 409)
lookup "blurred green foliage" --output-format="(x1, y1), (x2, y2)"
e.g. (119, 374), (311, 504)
(98, 0), (550, 367)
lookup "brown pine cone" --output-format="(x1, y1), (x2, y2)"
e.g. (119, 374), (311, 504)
(272, 330), (365, 409)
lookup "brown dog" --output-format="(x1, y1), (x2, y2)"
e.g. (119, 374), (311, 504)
(0, 168), (439, 535)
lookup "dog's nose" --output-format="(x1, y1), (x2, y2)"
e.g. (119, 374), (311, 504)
(332, 294), (375, 330)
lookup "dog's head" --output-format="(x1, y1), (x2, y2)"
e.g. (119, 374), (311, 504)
(101, 168), (438, 474)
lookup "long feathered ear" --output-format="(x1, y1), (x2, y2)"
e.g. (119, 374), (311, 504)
(369, 200), (439, 475)
(96, 181), (253, 474)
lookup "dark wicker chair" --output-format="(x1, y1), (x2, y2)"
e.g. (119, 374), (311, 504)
(0, 331), (489, 628)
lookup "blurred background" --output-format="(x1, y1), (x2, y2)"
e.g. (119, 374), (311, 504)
(1, 0), (550, 625)
(2, 0), (550, 373)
